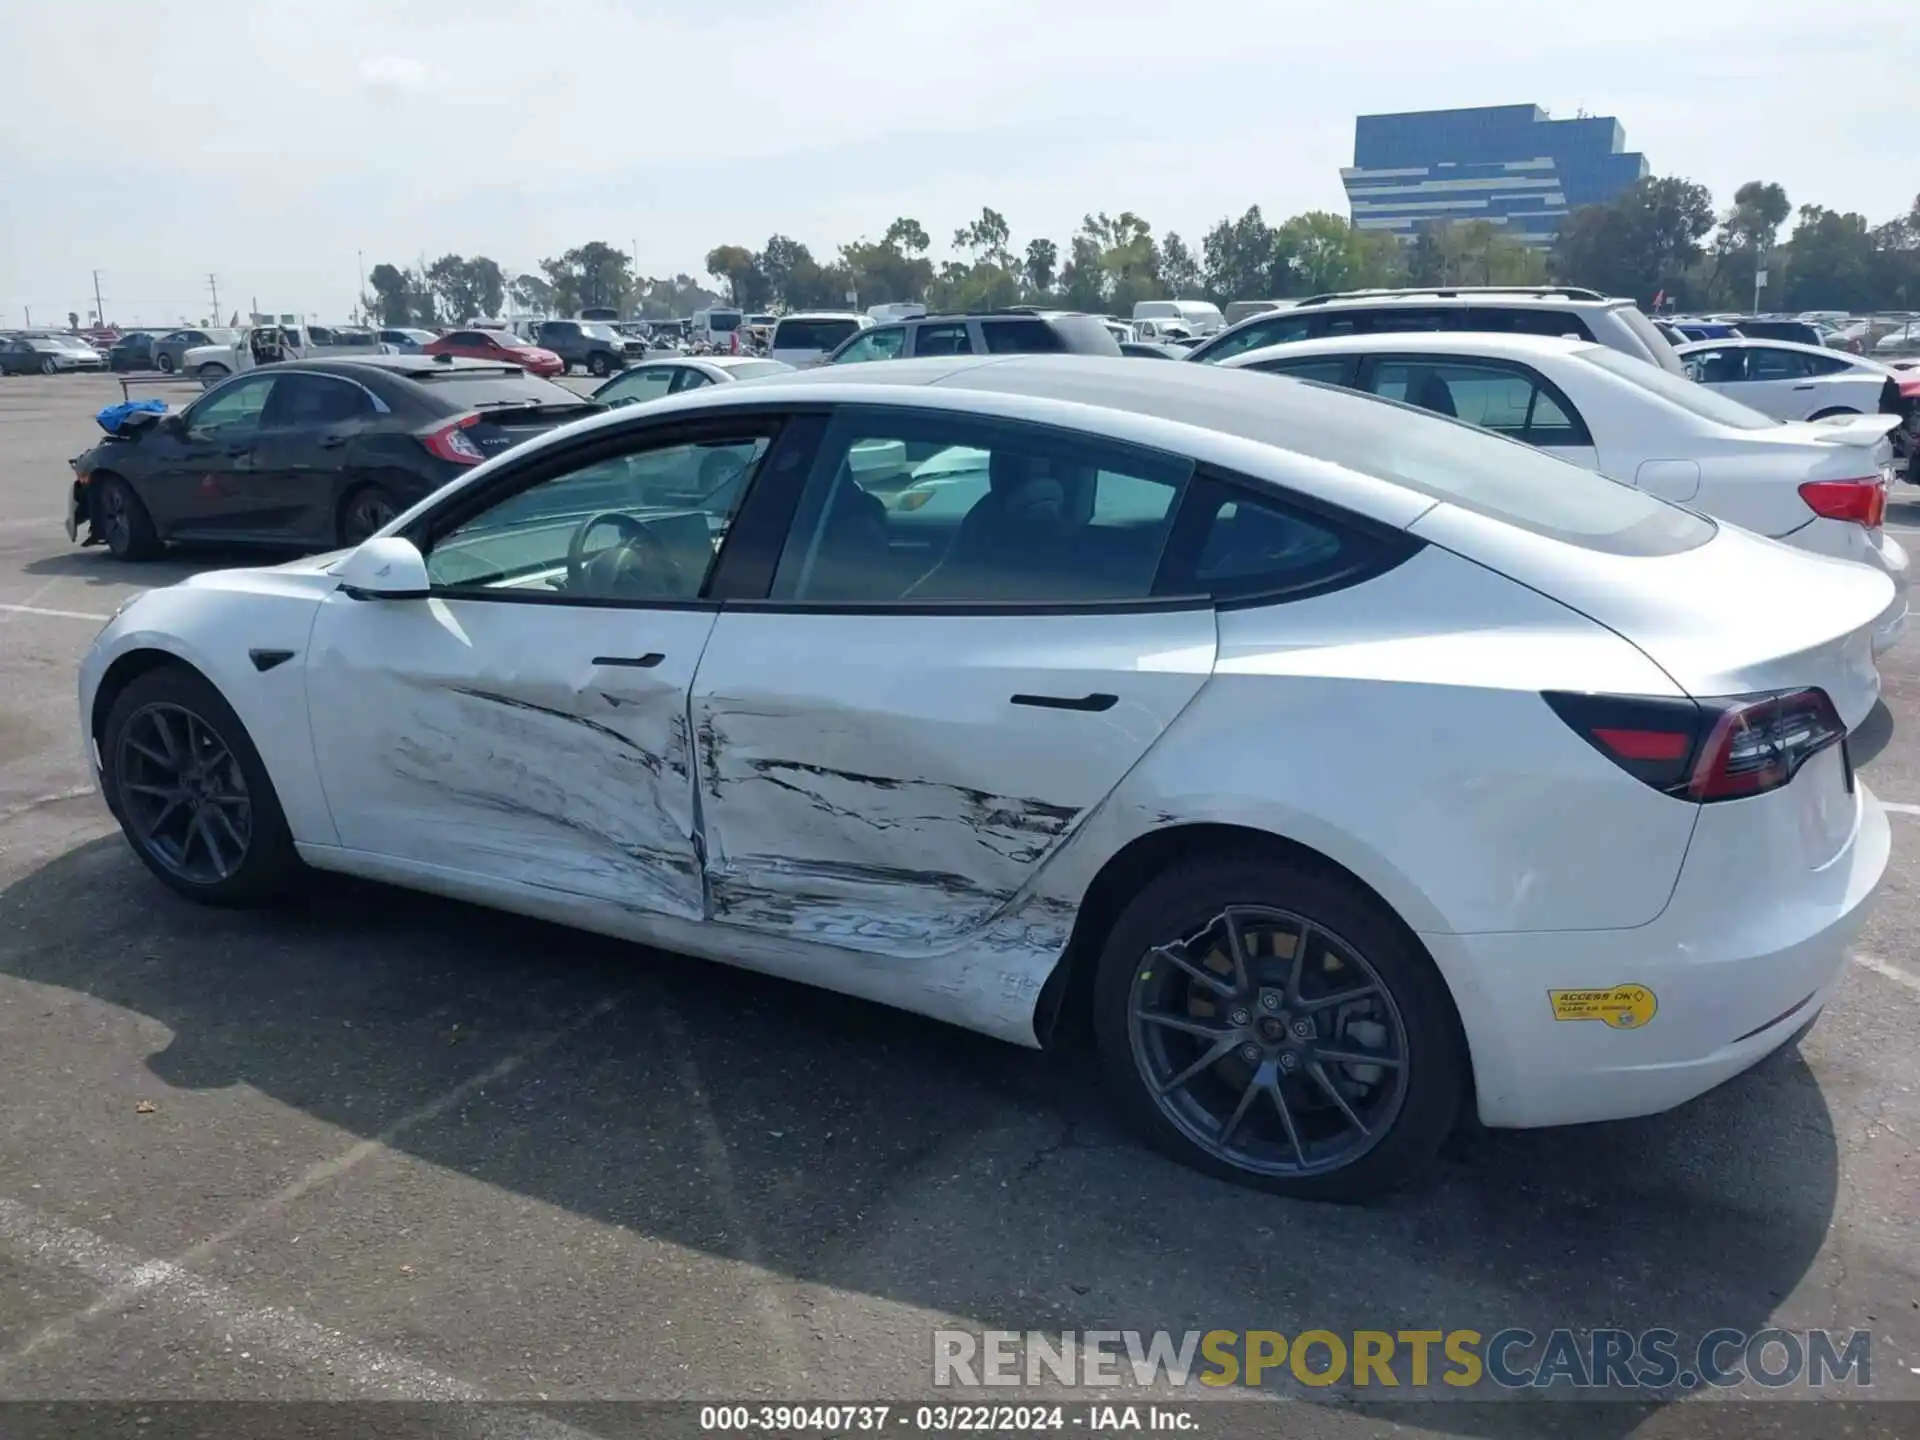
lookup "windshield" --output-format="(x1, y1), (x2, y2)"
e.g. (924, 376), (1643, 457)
(774, 318), (862, 351)
(705, 311), (742, 333)
(1582, 346), (1781, 430)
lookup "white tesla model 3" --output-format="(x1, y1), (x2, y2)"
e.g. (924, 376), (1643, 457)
(77, 356), (1892, 1199)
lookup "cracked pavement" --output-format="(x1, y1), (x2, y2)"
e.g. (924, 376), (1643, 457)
(0, 375), (1916, 1438)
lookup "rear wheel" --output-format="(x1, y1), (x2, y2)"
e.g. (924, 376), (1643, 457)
(101, 665), (299, 906)
(155, 352), (175, 373)
(40, 357), (56, 375)
(587, 352), (611, 378)
(1093, 856), (1464, 1201)
(338, 484), (399, 546)
(92, 474), (161, 560)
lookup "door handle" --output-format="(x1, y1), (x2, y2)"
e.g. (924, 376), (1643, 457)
(592, 653), (665, 669)
(319, 434), (348, 449)
(225, 445), (250, 457)
(1011, 692), (1117, 712)
(1792, 383), (1816, 390)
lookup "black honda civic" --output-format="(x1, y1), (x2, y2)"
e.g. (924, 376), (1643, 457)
(67, 356), (602, 560)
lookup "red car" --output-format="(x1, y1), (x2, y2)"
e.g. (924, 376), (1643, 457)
(422, 327), (565, 377)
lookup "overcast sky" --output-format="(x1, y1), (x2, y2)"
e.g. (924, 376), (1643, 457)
(1, 0), (1909, 325)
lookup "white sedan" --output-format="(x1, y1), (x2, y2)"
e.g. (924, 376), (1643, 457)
(78, 356), (1890, 1199)
(1218, 331), (1910, 656)
(1673, 336), (1913, 422)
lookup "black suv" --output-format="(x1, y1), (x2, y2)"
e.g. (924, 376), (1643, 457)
(826, 309), (1123, 364)
(531, 319), (642, 376)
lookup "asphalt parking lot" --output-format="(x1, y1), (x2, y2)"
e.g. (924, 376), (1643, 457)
(0, 373), (1916, 1437)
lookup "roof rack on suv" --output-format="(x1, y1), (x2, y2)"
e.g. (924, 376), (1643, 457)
(1288, 285), (1610, 308)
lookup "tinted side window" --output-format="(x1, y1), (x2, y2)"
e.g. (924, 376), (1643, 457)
(912, 323), (974, 357)
(1366, 359), (1591, 446)
(769, 408), (1193, 605)
(1248, 356), (1357, 386)
(980, 318), (1066, 354)
(262, 374), (373, 428)
(1800, 352), (1853, 376)
(597, 366), (680, 407)
(1465, 307), (1596, 341)
(1747, 347), (1815, 381)
(1196, 313), (1313, 362)
(1325, 308), (1448, 336)
(1162, 474), (1400, 602)
(1685, 348), (1746, 383)
(187, 375), (278, 437)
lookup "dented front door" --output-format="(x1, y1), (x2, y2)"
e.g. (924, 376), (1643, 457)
(306, 592), (714, 918)
(688, 607), (1218, 955)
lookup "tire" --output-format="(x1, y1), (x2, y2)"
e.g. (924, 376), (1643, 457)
(40, 357), (56, 375)
(587, 352), (611, 378)
(1092, 856), (1464, 1202)
(91, 474), (162, 560)
(337, 483), (399, 547)
(197, 362), (230, 385)
(101, 664), (299, 907)
(156, 352), (175, 373)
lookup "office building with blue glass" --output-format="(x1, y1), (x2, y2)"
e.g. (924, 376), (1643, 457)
(1341, 104), (1649, 245)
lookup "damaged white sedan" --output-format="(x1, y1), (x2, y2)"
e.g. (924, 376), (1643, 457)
(79, 356), (1890, 1199)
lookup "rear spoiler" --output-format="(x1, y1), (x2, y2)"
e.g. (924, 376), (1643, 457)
(1805, 413), (1901, 446)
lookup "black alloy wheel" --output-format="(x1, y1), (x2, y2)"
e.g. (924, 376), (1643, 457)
(1129, 904), (1409, 1177)
(115, 701), (254, 886)
(588, 352), (611, 377)
(92, 475), (160, 559)
(103, 667), (298, 905)
(1094, 857), (1463, 1200)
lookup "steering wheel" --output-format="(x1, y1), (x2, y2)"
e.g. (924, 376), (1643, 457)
(564, 511), (685, 598)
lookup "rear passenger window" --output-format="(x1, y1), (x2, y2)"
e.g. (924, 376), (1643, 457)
(1162, 476), (1397, 602)
(1366, 360), (1592, 446)
(768, 408), (1192, 605)
(913, 323), (974, 357)
(1195, 313), (1313, 362)
(1248, 357), (1355, 386)
(980, 319), (1066, 354)
(1466, 308), (1596, 342)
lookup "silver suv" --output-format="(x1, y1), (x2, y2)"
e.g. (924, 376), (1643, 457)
(1185, 286), (1685, 375)
(827, 309), (1123, 364)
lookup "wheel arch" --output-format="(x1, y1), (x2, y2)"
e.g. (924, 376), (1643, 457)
(1035, 822), (1469, 1076)
(1807, 406), (1861, 421)
(90, 646), (204, 751)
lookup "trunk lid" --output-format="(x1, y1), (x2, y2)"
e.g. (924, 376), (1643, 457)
(462, 402), (600, 459)
(1414, 507), (1892, 729)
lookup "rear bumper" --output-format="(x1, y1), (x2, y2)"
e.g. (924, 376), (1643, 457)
(1425, 768), (1890, 1129)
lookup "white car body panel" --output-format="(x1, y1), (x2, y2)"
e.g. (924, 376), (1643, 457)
(76, 355), (1891, 1128)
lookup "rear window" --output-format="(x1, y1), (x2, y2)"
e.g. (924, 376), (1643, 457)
(981, 318), (1067, 354)
(774, 318), (863, 351)
(407, 371), (584, 407)
(1286, 379), (1716, 556)
(1582, 347), (1781, 430)
(1611, 304), (1688, 373)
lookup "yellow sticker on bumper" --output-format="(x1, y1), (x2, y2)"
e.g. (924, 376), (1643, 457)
(1548, 985), (1657, 1029)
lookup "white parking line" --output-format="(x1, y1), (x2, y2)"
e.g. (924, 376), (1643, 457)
(0, 602), (110, 622)
(1882, 802), (1920, 817)
(1855, 952), (1920, 995)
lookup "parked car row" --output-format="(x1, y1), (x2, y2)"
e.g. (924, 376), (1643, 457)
(0, 331), (108, 374)
(72, 338), (1895, 1202)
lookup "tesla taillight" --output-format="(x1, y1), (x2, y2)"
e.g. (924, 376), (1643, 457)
(1543, 688), (1845, 803)
(1799, 477), (1886, 528)
(422, 413), (485, 464)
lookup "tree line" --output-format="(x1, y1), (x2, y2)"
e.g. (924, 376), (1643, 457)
(362, 182), (1920, 328)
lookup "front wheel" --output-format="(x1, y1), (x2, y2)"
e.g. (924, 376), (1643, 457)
(156, 352), (175, 373)
(101, 665), (299, 906)
(1092, 856), (1464, 1201)
(197, 362), (230, 385)
(40, 357), (56, 375)
(587, 352), (611, 378)
(91, 474), (162, 560)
